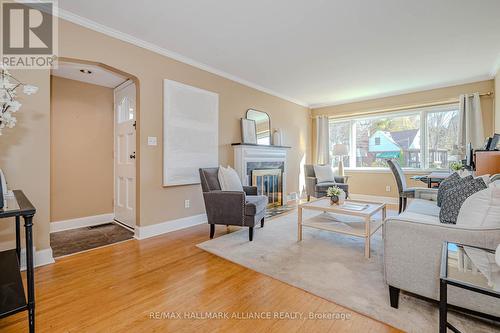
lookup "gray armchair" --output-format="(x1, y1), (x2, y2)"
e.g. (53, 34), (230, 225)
(304, 164), (349, 201)
(199, 168), (267, 241)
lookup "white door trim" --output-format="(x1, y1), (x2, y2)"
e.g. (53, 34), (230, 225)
(114, 80), (137, 229)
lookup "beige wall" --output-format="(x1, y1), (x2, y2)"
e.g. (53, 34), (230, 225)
(1, 18), (311, 251)
(56, 20), (311, 228)
(496, 69), (500, 133)
(0, 69), (50, 251)
(311, 80), (495, 197)
(50, 76), (114, 222)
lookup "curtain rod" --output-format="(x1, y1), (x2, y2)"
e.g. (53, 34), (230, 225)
(312, 91), (494, 119)
(472, 91), (493, 97)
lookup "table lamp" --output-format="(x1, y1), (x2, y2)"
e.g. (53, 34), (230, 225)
(332, 144), (349, 177)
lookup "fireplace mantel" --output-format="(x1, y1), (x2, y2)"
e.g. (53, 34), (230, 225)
(231, 143), (291, 149)
(233, 144), (289, 204)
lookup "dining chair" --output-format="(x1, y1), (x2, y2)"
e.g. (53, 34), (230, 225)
(387, 159), (417, 213)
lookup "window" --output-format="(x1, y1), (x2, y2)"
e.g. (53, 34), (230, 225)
(329, 120), (350, 167)
(328, 104), (459, 170)
(117, 96), (135, 123)
(426, 109), (459, 169)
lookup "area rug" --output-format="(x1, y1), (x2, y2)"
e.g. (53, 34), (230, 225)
(50, 222), (134, 257)
(197, 210), (500, 333)
(265, 204), (295, 219)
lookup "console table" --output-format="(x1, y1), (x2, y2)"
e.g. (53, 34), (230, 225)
(0, 190), (36, 332)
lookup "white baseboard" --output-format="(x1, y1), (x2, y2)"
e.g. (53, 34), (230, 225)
(134, 214), (207, 240)
(349, 193), (399, 205)
(50, 213), (115, 233)
(20, 247), (55, 270)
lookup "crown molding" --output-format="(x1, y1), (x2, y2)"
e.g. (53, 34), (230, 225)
(54, 8), (309, 108)
(310, 74), (494, 110)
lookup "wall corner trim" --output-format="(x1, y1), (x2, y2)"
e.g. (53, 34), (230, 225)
(20, 247), (55, 270)
(134, 214), (207, 240)
(349, 193), (399, 205)
(50, 213), (115, 233)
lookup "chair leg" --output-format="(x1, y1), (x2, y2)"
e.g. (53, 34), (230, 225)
(209, 224), (215, 239)
(261, 218), (264, 228)
(249, 227), (254, 241)
(398, 197), (403, 214)
(389, 286), (400, 309)
(403, 197), (408, 211)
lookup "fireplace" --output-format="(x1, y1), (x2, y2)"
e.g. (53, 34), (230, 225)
(232, 143), (290, 206)
(251, 168), (283, 207)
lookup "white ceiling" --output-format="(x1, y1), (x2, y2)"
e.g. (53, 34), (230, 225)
(51, 61), (128, 88)
(58, 0), (500, 107)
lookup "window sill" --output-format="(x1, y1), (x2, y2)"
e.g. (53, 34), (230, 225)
(344, 167), (447, 174)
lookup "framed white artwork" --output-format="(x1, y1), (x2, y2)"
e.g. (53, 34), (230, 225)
(163, 80), (219, 186)
(241, 118), (257, 144)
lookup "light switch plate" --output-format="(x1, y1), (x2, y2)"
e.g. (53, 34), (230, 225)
(147, 136), (157, 146)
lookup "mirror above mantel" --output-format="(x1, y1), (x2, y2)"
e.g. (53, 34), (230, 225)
(246, 109), (271, 145)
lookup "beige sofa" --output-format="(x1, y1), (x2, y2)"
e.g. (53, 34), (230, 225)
(383, 187), (500, 317)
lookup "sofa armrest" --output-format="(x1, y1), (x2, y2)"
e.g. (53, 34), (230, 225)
(305, 177), (317, 196)
(334, 176), (347, 184)
(243, 186), (257, 196)
(202, 191), (245, 226)
(384, 217), (500, 315)
(414, 188), (438, 201)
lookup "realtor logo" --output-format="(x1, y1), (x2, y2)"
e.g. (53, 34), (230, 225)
(1, 0), (58, 68)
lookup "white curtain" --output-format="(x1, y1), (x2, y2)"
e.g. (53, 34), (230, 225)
(316, 115), (330, 164)
(457, 93), (484, 151)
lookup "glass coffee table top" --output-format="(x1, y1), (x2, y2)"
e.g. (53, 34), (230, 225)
(442, 242), (500, 296)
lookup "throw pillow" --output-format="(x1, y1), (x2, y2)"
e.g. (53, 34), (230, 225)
(477, 174), (491, 186)
(458, 169), (491, 185)
(437, 173), (472, 207)
(218, 166), (243, 192)
(439, 177), (487, 224)
(456, 180), (500, 228)
(313, 165), (335, 183)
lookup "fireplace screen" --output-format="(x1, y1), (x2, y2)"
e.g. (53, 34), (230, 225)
(251, 169), (282, 207)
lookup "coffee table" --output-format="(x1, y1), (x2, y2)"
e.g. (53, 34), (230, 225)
(298, 198), (386, 258)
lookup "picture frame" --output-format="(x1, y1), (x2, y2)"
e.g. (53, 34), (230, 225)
(163, 80), (219, 186)
(483, 137), (492, 150)
(241, 118), (257, 144)
(490, 133), (500, 151)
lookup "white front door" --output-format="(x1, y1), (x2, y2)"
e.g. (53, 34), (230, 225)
(114, 81), (136, 228)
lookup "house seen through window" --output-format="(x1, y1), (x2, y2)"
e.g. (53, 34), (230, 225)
(328, 104), (460, 170)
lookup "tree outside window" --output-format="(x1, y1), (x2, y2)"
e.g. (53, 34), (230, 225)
(328, 104), (459, 170)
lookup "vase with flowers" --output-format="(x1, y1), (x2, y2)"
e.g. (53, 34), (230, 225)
(326, 186), (345, 205)
(0, 64), (38, 135)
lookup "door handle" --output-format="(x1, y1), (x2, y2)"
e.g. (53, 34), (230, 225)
(130, 152), (136, 159)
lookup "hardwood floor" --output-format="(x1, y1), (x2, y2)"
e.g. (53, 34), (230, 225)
(0, 217), (401, 333)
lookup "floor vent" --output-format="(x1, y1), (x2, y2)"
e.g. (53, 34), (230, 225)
(87, 223), (114, 230)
